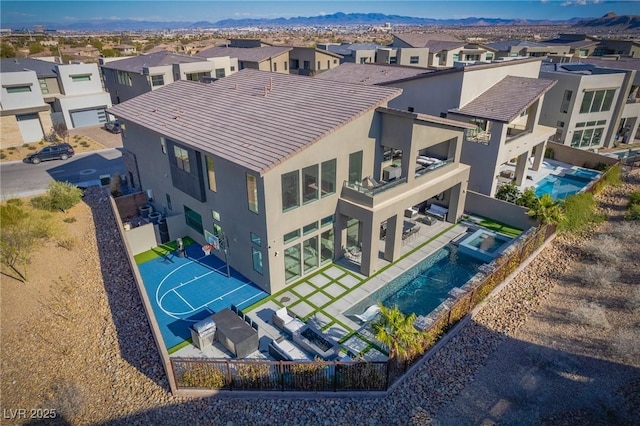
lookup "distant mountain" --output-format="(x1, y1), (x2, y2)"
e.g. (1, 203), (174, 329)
(573, 12), (640, 29)
(8, 12), (587, 32)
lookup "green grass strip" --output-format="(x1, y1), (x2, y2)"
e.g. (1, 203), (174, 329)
(168, 338), (192, 354)
(477, 217), (522, 238)
(133, 236), (195, 264)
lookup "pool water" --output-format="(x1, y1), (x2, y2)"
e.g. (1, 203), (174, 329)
(535, 173), (593, 201)
(458, 229), (512, 262)
(566, 168), (601, 180)
(345, 245), (484, 318)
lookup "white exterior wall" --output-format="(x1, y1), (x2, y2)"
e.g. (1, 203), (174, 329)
(56, 63), (103, 96)
(397, 48), (429, 68)
(0, 71), (46, 110)
(386, 71), (465, 117)
(57, 92), (112, 129)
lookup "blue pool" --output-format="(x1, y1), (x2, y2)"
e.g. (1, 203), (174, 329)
(535, 171), (597, 201)
(345, 245), (484, 318)
(458, 229), (512, 262)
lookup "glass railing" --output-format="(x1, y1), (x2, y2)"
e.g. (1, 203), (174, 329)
(415, 158), (453, 177)
(343, 176), (407, 197)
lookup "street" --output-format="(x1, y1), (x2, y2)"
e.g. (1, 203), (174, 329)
(0, 148), (125, 200)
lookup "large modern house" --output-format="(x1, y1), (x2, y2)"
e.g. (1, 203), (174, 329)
(539, 57), (640, 148)
(317, 58), (557, 196)
(1, 58), (111, 146)
(197, 45), (292, 74)
(100, 52), (238, 104)
(108, 69), (473, 294)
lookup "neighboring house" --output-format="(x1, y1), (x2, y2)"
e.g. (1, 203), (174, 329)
(288, 47), (342, 76)
(317, 58), (557, 197)
(318, 43), (381, 65)
(545, 34), (640, 58)
(485, 40), (571, 59)
(59, 46), (101, 62)
(108, 69), (472, 293)
(0, 58), (111, 146)
(100, 51), (238, 104)
(544, 34), (601, 58)
(539, 58), (640, 148)
(390, 33), (490, 68)
(114, 44), (137, 55)
(197, 45), (291, 74)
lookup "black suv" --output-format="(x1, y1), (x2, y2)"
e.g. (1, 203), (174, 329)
(26, 143), (75, 164)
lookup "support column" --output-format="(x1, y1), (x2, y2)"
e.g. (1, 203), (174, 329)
(335, 213), (347, 257)
(447, 182), (467, 223)
(532, 141), (545, 171)
(383, 214), (402, 262)
(359, 215), (378, 276)
(514, 150), (530, 186)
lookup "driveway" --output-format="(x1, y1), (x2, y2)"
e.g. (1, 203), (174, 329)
(69, 124), (123, 149)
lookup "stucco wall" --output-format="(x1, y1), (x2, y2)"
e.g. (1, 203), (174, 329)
(0, 71), (46, 110)
(546, 141), (619, 168)
(465, 190), (537, 231)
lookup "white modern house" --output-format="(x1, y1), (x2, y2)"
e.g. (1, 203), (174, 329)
(1, 58), (111, 146)
(100, 52), (238, 104)
(317, 58), (558, 197)
(539, 57), (640, 148)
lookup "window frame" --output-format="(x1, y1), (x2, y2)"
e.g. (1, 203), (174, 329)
(246, 173), (259, 214)
(281, 170), (300, 212)
(205, 155), (216, 192)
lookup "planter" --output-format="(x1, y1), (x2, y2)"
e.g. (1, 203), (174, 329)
(138, 204), (152, 218)
(148, 212), (162, 224)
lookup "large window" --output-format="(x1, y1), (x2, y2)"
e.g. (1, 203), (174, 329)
(284, 229), (300, 244)
(252, 247), (263, 274)
(215, 68), (225, 78)
(38, 79), (48, 94)
(320, 228), (334, 264)
(116, 70), (132, 86)
(560, 90), (572, 113)
(302, 164), (318, 204)
(303, 236), (318, 273)
(284, 244), (301, 282)
(205, 156), (216, 192)
(184, 206), (203, 234)
(186, 71), (211, 81)
(282, 170), (299, 212)
(246, 174), (259, 213)
(580, 89), (616, 113)
(321, 159), (336, 197)
(151, 75), (164, 86)
(348, 151), (363, 184)
(173, 146), (190, 172)
(409, 56), (419, 64)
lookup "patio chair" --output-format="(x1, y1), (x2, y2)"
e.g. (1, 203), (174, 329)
(231, 304), (238, 314)
(354, 305), (381, 323)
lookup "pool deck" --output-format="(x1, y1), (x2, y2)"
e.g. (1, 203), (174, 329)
(173, 220), (471, 361)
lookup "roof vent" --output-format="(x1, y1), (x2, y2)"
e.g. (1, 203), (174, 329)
(264, 86), (269, 97)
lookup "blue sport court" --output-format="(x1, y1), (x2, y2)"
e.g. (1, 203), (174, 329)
(137, 242), (268, 350)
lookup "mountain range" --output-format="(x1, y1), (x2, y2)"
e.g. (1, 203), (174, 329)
(8, 12), (639, 32)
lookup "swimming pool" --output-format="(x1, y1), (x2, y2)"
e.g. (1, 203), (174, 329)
(458, 229), (512, 262)
(535, 173), (594, 201)
(345, 245), (484, 318)
(565, 167), (601, 180)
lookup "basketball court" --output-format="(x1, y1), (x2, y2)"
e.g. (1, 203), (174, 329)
(137, 241), (268, 350)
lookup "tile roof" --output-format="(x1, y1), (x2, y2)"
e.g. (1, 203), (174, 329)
(579, 57), (640, 72)
(197, 46), (291, 63)
(326, 43), (382, 56)
(425, 40), (466, 52)
(393, 33), (462, 48)
(315, 63), (433, 85)
(108, 69), (402, 174)
(486, 40), (551, 51)
(449, 76), (556, 123)
(0, 57), (58, 77)
(100, 52), (205, 73)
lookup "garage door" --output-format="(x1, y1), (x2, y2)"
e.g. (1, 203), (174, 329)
(16, 113), (44, 143)
(70, 107), (107, 128)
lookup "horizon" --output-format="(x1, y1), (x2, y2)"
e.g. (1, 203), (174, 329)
(1, 1), (639, 26)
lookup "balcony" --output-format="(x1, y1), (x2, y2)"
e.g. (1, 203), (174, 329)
(467, 128), (491, 145)
(343, 176), (407, 197)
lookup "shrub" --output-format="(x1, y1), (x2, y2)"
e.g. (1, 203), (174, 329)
(601, 164), (622, 187)
(559, 192), (604, 234)
(628, 190), (640, 207)
(496, 182), (521, 204)
(625, 204), (640, 221)
(570, 301), (611, 329)
(57, 238), (76, 251)
(0, 154), (5, 160)
(32, 181), (83, 213)
(579, 263), (620, 288)
(582, 235), (623, 263)
(516, 187), (538, 209)
(63, 217), (77, 223)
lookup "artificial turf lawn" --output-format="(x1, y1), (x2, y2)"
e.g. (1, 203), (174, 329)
(478, 218), (522, 238)
(133, 236), (196, 265)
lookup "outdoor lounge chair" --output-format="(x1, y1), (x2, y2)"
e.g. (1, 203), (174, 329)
(272, 307), (305, 336)
(425, 204), (448, 221)
(354, 305), (381, 323)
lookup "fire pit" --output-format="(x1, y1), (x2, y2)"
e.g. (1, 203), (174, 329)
(293, 325), (336, 359)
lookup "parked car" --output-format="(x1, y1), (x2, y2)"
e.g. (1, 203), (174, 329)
(104, 120), (121, 134)
(26, 143), (75, 164)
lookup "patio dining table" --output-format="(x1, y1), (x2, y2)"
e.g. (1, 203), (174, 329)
(212, 308), (259, 358)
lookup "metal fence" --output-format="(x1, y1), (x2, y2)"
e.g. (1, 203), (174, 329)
(171, 223), (556, 393)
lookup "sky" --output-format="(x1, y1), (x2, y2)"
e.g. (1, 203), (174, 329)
(1, 0), (639, 25)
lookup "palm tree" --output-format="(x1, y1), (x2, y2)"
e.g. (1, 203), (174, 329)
(526, 193), (564, 225)
(371, 304), (422, 362)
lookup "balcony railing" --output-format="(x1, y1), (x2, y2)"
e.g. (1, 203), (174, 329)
(343, 176), (407, 197)
(505, 128), (532, 143)
(466, 128), (491, 145)
(415, 158), (453, 177)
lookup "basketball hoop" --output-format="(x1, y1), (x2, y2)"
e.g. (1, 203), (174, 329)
(202, 244), (213, 256)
